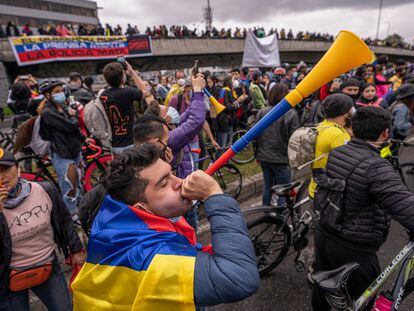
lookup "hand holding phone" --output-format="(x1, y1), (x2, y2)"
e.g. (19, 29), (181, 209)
(191, 60), (199, 77)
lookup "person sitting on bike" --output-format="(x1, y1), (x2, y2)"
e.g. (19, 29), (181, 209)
(312, 106), (414, 310)
(255, 82), (300, 206)
(0, 149), (85, 310)
(308, 94), (353, 204)
(72, 144), (260, 309)
(38, 79), (84, 219)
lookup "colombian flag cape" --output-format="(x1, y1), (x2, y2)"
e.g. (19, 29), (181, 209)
(72, 195), (199, 310)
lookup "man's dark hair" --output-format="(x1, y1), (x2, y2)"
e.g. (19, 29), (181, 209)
(351, 106), (391, 141)
(103, 143), (162, 204)
(231, 68), (240, 73)
(69, 72), (82, 82)
(134, 114), (167, 144)
(241, 67), (249, 76)
(103, 62), (124, 87)
(286, 65), (296, 74)
(251, 70), (261, 82)
(175, 70), (184, 79)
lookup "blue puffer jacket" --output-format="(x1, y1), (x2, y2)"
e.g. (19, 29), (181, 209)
(194, 194), (260, 306)
(169, 92), (206, 178)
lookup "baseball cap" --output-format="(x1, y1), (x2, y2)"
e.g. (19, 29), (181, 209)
(0, 149), (17, 166)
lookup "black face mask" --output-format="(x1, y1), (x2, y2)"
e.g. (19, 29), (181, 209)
(345, 116), (351, 128)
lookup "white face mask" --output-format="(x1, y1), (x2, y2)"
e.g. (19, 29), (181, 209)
(232, 79), (240, 89)
(167, 106), (181, 124)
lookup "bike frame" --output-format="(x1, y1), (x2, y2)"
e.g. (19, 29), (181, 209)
(353, 241), (414, 310)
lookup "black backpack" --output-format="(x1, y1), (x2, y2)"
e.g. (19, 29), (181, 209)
(314, 158), (369, 234)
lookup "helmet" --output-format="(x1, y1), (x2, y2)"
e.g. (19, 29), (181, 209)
(38, 79), (65, 94)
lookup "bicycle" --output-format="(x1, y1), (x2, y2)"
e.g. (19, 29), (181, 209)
(0, 128), (17, 152)
(384, 139), (414, 190)
(17, 140), (113, 192)
(193, 142), (242, 199)
(313, 234), (414, 310)
(230, 118), (256, 165)
(243, 181), (312, 277)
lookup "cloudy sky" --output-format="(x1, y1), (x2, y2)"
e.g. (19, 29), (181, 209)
(96, 0), (414, 41)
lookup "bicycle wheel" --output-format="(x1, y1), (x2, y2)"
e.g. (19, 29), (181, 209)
(213, 163), (242, 199)
(83, 154), (113, 191)
(247, 215), (291, 277)
(400, 277), (414, 307)
(230, 130), (255, 164)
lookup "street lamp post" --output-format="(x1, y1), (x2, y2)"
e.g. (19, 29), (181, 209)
(384, 21), (391, 38)
(375, 0), (384, 39)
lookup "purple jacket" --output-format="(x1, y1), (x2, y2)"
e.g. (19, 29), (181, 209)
(168, 92), (206, 178)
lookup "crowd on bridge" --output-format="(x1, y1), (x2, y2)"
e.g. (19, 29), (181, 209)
(2, 46), (414, 310)
(1, 20), (413, 50)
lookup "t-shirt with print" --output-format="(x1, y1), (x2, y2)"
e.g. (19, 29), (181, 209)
(3, 182), (55, 269)
(100, 86), (143, 147)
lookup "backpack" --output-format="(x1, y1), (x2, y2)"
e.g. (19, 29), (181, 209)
(83, 89), (112, 148)
(315, 158), (370, 235)
(288, 125), (326, 171)
(31, 116), (51, 156)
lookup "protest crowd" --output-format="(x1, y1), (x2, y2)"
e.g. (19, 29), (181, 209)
(1, 20), (413, 50)
(2, 27), (414, 311)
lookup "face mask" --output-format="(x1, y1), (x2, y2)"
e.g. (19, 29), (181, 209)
(167, 106), (180, 124)
(52, 92), (66, 105)
(292, 72), (298, 79)
(232, 79), (240, 89)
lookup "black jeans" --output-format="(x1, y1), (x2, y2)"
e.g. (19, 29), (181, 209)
(312, 228), (380, 311)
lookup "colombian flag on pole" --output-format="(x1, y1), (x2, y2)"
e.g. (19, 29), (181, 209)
(72, 195), (198, 310)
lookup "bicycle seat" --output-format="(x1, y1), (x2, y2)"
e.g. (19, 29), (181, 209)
(313, 262), (360, 292)
(272, 181), (300, 196)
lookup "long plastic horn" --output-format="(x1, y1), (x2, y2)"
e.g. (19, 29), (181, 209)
(203, 88), (226, 115)
(205, 30), (374, 175)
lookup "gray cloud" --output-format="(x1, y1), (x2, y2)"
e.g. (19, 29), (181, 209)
(97, 0), (414, 39)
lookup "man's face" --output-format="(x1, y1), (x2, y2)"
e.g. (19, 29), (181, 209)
(161, 77), (168, 86)
(231, 71), (241, 81)
(342, 86), (359, 97)
(138, 159), (192, 218)
(365, 66), (374, 76)
(207, 78), (214, 89)
(175, 71), (184, 80)
(70, 77), (82, 87)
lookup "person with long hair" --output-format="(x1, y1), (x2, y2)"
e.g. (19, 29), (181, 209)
(255, 83), (300, 206)
(356, 83), (383, 108)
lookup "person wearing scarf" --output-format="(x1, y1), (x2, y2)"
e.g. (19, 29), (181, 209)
(0, 149), (84, 310)
(356, 83), (383, 108)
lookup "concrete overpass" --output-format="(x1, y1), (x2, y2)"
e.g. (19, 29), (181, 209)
(1, 37), (414, 101)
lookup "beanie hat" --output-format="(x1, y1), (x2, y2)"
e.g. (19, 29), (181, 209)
(322, 93), (353, 118)
(339, 78), (360, 90)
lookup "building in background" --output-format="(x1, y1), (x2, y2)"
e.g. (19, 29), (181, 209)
(0, 0), (99, 32)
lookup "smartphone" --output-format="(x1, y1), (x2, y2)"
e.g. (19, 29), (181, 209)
(192, 60), (199, 77)
(117, 56), (127, 70)
(19, 75), (30, 81)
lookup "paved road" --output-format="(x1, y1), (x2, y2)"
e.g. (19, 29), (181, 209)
(200, 195), (414, 311)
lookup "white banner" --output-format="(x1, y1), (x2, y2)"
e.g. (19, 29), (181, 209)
(242, 31), (280, 67)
